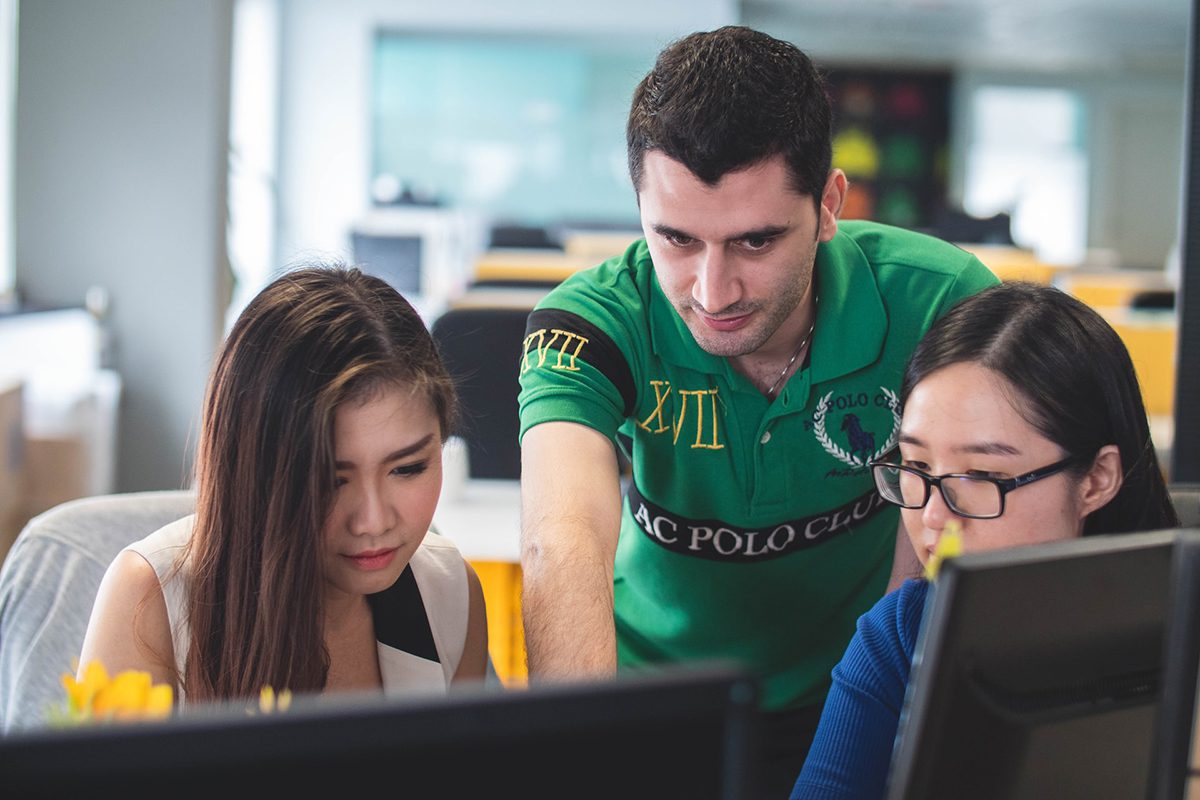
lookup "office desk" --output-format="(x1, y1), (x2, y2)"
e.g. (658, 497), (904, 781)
(958, 244), (1064, 284)
(562, 231), (640, 261)
(433, 479), (526, 684)
(472, 249), (593, 284)
(434, 478), (521, 562)
(1061, 269), (1174, 308)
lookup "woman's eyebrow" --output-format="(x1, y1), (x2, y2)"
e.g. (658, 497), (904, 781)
(897, 433), (1020, 457)
(335, 433), (435, 469)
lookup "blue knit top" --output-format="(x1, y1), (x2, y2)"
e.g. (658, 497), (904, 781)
(789, 579), (930, 800)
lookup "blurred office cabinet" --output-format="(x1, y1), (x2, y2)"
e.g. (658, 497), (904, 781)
(349, 206), (485, 323)
(826, 68), (952, 231)
(0, 308), (120, 561)
(0, 379), (23, 559)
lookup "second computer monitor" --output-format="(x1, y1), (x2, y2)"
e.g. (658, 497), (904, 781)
(887, 528), (1186, 800)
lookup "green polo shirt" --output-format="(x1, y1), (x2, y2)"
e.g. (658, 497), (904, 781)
(518, 219), (998, 710)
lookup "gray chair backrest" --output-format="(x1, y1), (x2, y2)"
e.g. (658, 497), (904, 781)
(1170, 483), (1200, 528)
(0, 490), (195, 733)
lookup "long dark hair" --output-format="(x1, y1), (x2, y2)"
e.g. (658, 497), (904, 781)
(902, 281), (1178, 536)
(184, 264), (458, 702)
(626, 25), (832, 207)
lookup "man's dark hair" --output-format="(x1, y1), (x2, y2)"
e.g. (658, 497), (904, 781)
(626, 25), (833, 203)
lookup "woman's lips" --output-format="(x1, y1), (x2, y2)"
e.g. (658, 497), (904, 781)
(344, 547), (398, 571)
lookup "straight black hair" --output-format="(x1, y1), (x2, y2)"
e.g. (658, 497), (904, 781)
(901, 281), (1179, 536)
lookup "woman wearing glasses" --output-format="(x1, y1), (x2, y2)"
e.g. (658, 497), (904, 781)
(789, 281), (1178, 800)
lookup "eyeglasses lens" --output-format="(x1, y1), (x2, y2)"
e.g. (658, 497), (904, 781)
(940, 477), (1001, 517)
(874, 466), (1002, 517)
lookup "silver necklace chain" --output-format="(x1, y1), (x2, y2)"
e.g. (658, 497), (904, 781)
(764, 321), (815, 399)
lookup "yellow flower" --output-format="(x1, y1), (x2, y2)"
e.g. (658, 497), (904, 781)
(57, 660), (173, 724)
(94, 669), (173, 720)
(257, 685), (293, 714)
(61, 659), (109, 717)
(924, 520), (964, 581)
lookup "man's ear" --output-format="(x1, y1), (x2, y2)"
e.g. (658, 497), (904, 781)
(818, 169), (847, 243)
(1078, 444), (1124, 518)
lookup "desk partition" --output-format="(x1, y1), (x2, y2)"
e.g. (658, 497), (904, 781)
(1171, 0), (1200, 483)
(1059, 270), (1175, 309)
(1098, 307), (1179, 418)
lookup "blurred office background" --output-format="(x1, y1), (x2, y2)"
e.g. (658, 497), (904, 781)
(0, 0), (1190, 555)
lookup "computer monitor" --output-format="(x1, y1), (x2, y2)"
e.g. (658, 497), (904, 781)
(0, 663), (761, 800)
(349, 205), (482, 322)
(1149, 529), (1200, 800)
(886, 529), (1183, 800)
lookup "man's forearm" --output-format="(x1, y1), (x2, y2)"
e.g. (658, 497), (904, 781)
(517, 421), (623, 680)
(521, 542), (618, 679)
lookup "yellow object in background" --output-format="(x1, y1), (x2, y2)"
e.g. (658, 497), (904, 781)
(958, 244), (1060, 285)
(1061, 270), (1173, 309)
(832, 126), (881, 179)
(1054, 276), (1177, 465)
(1096, 307), (1177, 418)
(925, 520), (964, 581)
(472, 249), (592, 285)
(471, 560), (528, 686)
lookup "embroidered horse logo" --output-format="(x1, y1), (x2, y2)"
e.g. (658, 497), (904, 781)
(813, 388), (901, 468)
(841, 414), (876, 463)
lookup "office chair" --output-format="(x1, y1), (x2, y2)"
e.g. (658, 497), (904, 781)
(928, 208), (1015, 245)
(0, 489), (505, 734)
(431, 305), (531, 481)
(487, 223), (560, 250)
(0, 489), (195, 732)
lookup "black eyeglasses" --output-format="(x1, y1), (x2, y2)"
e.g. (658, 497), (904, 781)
(867, 455), (1078, 520)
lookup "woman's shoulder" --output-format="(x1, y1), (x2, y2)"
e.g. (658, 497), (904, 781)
(884, 579), (930, 656)
(893, 578), (930, 616)
(126, 514), (195, 553)
(414, 529), (466, 563)
(123, 514), (195, 578)
(408, 530), (470, 586)
(865, 578), (928, 621)
(831, 579), (929, 698)
(855, 579), (930, 659)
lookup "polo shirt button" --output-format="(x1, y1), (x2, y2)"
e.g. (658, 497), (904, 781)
(760, 431), (771, 445)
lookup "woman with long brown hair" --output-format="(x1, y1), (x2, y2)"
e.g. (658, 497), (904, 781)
(78, 265), (488, 706)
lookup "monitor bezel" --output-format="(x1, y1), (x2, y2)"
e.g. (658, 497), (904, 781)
(886, 528), (1184, 800)
(0, 662), (761, 800)
(1149, 528), (1200, 800)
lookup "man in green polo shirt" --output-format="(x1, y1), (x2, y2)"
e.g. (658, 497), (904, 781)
(516, 25), (998, 796)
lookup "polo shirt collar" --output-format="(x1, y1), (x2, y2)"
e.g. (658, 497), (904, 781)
(809, 229), (887, 384)
(646, 230), (887, 384)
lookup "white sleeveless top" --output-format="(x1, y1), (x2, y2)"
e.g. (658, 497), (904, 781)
(126, 515), (471, 704)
